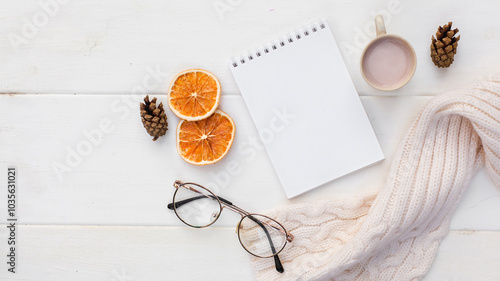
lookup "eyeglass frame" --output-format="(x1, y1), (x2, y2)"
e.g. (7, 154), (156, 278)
(167, 180), (294, 273)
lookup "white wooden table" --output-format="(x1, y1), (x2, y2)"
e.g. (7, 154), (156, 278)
(1, 1), (500, 280)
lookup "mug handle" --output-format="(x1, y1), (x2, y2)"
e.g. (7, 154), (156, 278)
(375, 14), (386, 36)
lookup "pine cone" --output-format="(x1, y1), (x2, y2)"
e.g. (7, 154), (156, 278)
(140, 95), (168, 141)
(431, 22), (460, 68)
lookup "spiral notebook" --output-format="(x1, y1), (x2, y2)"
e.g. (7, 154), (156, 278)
(229, 19), (384, 198)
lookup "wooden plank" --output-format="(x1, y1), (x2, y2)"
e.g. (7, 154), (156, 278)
(0, 0), (499, 95)
(427, 230), (500, 281)
(0, 225), (499, 280)
(0, 95), (499, 229)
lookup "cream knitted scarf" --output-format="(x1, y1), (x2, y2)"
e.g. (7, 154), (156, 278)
(250, 78), (500, 280)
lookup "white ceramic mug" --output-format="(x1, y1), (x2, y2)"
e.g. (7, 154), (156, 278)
(360, 15), (417, 91)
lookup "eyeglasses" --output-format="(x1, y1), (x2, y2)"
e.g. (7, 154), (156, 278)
(167, 180), (294, 273)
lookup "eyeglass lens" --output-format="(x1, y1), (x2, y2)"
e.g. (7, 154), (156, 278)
(238, 214), (287, 258)
(173, 183), (222, 228)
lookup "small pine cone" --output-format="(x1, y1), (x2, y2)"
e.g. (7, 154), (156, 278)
(140, 95), (168, 141)
(430, 22), (460, 68)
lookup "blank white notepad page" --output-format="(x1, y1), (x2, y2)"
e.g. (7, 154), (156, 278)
(230, 19), (384, 198)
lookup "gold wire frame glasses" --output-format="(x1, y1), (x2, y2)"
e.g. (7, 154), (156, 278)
(167, 180), (294, 273)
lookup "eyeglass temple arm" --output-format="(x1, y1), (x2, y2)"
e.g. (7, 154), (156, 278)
(167, 195), (233, 210)
(247, 214), (284, 273)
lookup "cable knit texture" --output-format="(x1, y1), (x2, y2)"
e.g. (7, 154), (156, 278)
(250, 78), (500, 281)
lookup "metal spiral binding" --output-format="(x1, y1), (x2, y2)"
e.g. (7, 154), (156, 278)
(231, 19), (327, 68)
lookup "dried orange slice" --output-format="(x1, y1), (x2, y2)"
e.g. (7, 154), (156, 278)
(176, 110), (235, 165)
(168, 69), (221, 121)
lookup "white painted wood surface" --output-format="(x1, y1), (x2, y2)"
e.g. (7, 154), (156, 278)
(1, 0), (500, 280)
(0, 226), (499, 281)
(0, 0), (499, 96)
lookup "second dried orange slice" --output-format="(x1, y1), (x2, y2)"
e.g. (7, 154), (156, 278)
(176, 110), (235, 165)
(168, 69), (221, 121)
